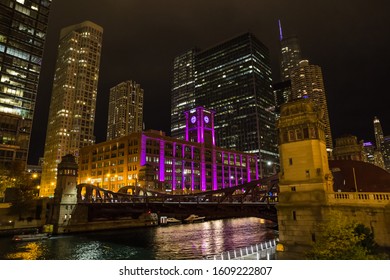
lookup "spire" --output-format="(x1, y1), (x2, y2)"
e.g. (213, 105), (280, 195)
(278, 19), (283, 41)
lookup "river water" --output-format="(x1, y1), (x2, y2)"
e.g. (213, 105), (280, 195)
(0, 217), (275, 260)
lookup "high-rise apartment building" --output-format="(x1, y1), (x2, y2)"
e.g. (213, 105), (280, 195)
(171, 33), (278, 176)
(290, 60), (333, 152)
(107, 80), (144, 141)
(0, 0), (52, 167)
(170, 49), (197, 139)
(40, 21), (103, 197)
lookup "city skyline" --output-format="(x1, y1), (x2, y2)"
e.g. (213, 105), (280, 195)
(29, 0), (390, 164)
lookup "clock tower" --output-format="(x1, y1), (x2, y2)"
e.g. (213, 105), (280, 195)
(184, 107), (215, 147)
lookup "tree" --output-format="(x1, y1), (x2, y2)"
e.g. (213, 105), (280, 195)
(306, 211), (377, 260)
(0, 161), (37, 219)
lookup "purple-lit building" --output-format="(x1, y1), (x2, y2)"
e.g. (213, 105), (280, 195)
(78, 107), (258, 192)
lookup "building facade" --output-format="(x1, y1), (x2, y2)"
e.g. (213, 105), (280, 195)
(40, 21), (103, 197)
(107, 80), (144, 141)
(0, 0), (52, 167)
(290, 60), (333, 152)
(79, 107), (258, 192)
(171, 33), (278, 176)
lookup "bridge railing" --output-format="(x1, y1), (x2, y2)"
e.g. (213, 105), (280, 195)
(203, 239), (277, 260)
(328, 192), (390, 205)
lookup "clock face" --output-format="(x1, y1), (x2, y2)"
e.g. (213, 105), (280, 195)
(204, 116), (209, 123)
(191, 116), (196, 124)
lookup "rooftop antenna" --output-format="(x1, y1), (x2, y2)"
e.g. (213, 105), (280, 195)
(278, 19), (283, 41)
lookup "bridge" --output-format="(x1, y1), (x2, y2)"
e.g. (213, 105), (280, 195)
(75, 175), (279, 222)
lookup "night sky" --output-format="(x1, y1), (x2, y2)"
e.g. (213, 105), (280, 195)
(28, 0), (390, 164)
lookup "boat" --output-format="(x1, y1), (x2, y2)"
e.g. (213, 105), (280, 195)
(184, 214), (205, 223)
(12, 233), (50, 242)
(166, 217), (182, 225)
(159, 216), (182, 226)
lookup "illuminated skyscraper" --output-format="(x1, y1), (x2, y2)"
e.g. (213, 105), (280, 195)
(273, 21), (302, 119)
(373, 116), (384, 151)
(197, 33), (278, 176)
(107, 80), (144, 140)
(0, 0), (52, 167)
(290, 60), (333, 152)
(171, 49), (197, 139)
(278, 20), (302, 82)
(41, 21), (103, 197)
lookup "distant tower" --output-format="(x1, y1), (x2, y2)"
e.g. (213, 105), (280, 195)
(278, 20), (302, 82)
(0, 1), (52, 167)
(41, 21), (103, 197)
(276, 98), (333, 247)
(373, 116), (384, 151)
(51, 154), (78, 234)
(290, 60), (333, 152)
(107, 80), (144, 140)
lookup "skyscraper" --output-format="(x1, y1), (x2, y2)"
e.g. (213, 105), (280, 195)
(0, 0), (52, 167)
(40, 21), (103, 197)
(290, 60), (333, 151)
(171, 33), (278, 176)
(170, 49), (197, 139)
(107, 80), (144, 140)
(373, 116), (384, 151)
(273, 21), (302, 119)
(278, 20), (302, 82)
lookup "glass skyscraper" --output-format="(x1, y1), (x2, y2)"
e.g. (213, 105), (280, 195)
(0, 0), (52, 167)
(170, 49), (197, 139)
(171, 33), (278, 176)
(279, 35), (302, 82)
(40, 21), (103, 197)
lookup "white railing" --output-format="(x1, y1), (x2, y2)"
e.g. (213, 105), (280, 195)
(328, 192), (390, 205)
(204, 239), (277, 260)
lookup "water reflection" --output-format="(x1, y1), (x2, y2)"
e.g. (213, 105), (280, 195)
(6, 242), (45, 260)
(0, 217), (275, 260)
